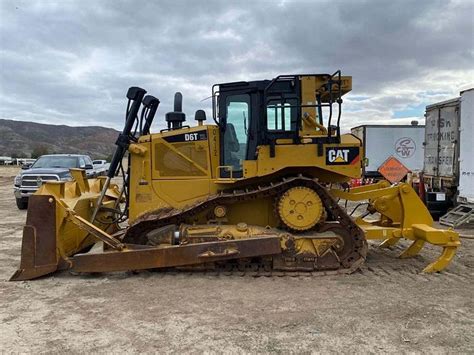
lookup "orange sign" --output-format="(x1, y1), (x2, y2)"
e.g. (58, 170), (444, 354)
(378, 156), (409, 184)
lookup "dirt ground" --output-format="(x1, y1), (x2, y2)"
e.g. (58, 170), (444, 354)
(0, 166), (473, 353)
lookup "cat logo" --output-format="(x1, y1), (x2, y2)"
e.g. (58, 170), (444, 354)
(328, 149), (349, 163)
(326, 147), (360, 165)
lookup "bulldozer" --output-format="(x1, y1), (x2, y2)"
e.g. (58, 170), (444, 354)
(10, 71), (460, 281)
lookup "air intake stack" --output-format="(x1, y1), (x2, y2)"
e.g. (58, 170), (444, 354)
(195, 110), (206, 126)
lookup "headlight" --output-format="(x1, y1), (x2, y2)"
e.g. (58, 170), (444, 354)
(14, 175), (22, 186)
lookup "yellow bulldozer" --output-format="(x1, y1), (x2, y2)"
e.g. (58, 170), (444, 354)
(10, 71), (460, 281)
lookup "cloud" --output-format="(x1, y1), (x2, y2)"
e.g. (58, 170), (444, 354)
(0, 0), (472, 132)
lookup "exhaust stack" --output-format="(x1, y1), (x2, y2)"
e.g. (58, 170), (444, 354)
(165, 92), (186, 130)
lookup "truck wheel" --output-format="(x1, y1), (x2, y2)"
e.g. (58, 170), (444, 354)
(16, 197), (28, 210)
(429, 210), (445, 221)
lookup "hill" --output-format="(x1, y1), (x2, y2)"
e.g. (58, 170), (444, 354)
(0, 119), (119, 160)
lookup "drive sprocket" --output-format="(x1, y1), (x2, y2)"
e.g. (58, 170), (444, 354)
(277, 186), (323, 231)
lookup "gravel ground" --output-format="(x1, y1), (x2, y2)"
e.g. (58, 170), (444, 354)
(0, 166), (473, 353)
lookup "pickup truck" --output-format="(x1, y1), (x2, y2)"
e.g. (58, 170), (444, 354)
(13, 154), (97, 210)
(92, 159), (110, 176)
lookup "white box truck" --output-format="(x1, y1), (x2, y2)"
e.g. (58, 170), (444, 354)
(351, 123), (425, 178)
(423, 88), (474, 217)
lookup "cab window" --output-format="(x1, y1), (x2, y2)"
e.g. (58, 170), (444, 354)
(266, 99), (297, 131)
(224, 94), (249, 171)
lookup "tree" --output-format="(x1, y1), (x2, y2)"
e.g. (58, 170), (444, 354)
(11, 152), (27, 159)
(31, 145), (49, 159)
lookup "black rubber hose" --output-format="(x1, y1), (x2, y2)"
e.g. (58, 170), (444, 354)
(107, 87), (146, 179)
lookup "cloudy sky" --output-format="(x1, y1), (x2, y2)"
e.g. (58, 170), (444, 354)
(0, 0), (473, 132)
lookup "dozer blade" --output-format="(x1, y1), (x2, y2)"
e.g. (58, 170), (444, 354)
(10, 196), (60, 281)
(10, 171), (122, 281)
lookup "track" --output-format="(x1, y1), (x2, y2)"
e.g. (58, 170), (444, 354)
(122, 240), (473, 281)
(123, 176), (368, 273)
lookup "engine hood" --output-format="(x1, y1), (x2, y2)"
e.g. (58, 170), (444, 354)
(21, 168), (71, 176)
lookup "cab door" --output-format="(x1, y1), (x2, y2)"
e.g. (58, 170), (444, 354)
(218, 89), (259, 178)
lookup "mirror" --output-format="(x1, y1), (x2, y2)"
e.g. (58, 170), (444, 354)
(21, 164), (31, 170)
(85, 164), (93, 170)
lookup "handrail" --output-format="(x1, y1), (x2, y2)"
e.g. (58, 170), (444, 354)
(216, 165), (237, 180)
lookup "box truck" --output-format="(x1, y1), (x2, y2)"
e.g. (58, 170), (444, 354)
(351, 123), (425, 178)
(423, 88), (474, 218)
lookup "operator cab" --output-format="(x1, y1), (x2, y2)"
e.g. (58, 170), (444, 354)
(213, 71), (351, 178)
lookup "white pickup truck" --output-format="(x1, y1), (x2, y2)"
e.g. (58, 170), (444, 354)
(92, 160), (110, 176)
